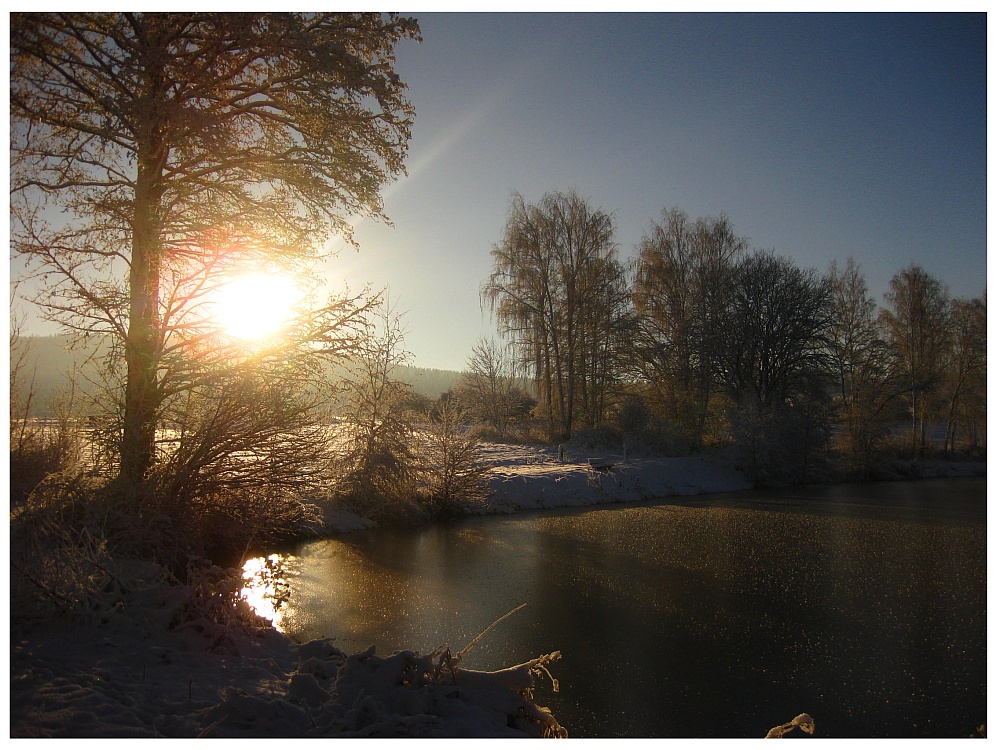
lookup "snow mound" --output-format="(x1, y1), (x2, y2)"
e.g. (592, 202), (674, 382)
(192, 643), (565, 738)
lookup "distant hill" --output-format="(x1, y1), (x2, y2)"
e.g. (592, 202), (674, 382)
(10, 335), (110, 417)
(11, 334), (464, 416)
(397, 366), (463, 399)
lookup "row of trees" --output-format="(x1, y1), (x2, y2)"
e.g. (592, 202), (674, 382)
(481, 192), (986, 480)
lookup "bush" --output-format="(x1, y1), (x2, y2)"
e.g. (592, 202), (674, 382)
(9, 323), (87, 503)
(169, 558), (274, 654)
(568, 424), (622, 451)
(334, 413), (423, 524)
(9, 472), (174, 623)
(9, 382), (86, 504)
(146, 476), (323, 567)
(612, 393), (650, 434)
(622, 424), (692, 458)
(9, 423), (82, 504)
(729, 393), (833, 486)
(418, 400), (490, 516)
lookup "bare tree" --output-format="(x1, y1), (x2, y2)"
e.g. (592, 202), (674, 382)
(631, 209), (746, 444)
(712, 252), (834, 482)
(713, 252), (832, 409)
(575, 252), (634, 429)
(825, 258), (897, 472)
(455, 337), (528, 438)
(482, 190), (628, 439)
(336, 301), (420, 520)
(879, 264), (951, 458)
(11, 13), (419, 485)
(943, 293), (986, 454)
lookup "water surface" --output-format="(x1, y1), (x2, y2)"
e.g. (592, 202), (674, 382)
(247, 478), (986, 738)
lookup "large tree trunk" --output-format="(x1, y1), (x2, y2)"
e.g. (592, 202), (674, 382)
(120, 61), (168, 485)
(121, 165), (164, 484)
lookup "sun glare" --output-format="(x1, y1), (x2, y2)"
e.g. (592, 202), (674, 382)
(212, 273), (300, 340)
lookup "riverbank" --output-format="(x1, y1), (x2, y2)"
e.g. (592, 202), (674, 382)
(316, 440), (986, 533)
(9, 559), (566, 738)
(9, 445), (984, 738)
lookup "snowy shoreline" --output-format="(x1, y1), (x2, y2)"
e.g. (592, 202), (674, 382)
(10, 443), (985, 738)
(318, 440), (986, 534)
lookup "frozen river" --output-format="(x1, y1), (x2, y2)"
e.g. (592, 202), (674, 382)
(245, 477), (986, 738)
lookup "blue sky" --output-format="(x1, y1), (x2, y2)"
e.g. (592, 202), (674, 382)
(328, 12), (986, 370)
(12, 13), (987, 373)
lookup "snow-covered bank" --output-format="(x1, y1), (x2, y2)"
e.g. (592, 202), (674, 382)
(481, 442), (752, 511)
(10, 442), (983, 738)
(316, 440), (985, 534)
(10, 442), (748, 739)
(476, 441), (985, 514)
(312, 442), (754, 533)
(9, 559), (566, 738)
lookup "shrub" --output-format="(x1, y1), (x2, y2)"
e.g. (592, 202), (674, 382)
(9, 471), (176, 623)
(418, 400), (490, 516)
(569, 424), (623, 451)
(9, 422), (82, 504)
(729, 393), (834, 486)
(10, 383), (86, 505)
(147, 477), (323, 567)
(169, 558), (274, 654)
(622, 424), (692, 458)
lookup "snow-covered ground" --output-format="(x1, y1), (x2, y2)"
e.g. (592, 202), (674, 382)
(9, 440), (982, 737)
(10, 441), (747, 739)
(481, 441), (751, 511)
(9, 556), (566, 738)
(315, 441), (753, 534)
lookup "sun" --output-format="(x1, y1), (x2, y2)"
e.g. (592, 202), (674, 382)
(211, 273), (301, 340)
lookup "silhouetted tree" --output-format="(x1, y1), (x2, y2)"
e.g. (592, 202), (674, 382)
(482, 190), (629, 439)
(714, 252), (833, 409)
(713, 252), (834, 482)
(631, 209), (746, 444)
(825, 258), (897, 472)
(943, 293), (987, 453)
(879, 264), (951, 458)
(11, 13), (419, 485)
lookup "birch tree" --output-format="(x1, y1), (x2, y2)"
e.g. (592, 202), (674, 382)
(943, 293), (986, 453)
(631, 209), (746, 444)
(879, 264), (951, 458)
(455, 337), (530, 438)
(482, 190), (627, 439)
(825, 258), (896, 470)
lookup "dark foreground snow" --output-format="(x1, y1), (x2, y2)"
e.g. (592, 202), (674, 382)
(9, 560), (565, 738)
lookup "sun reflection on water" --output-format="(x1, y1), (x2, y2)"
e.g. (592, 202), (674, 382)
(241, 554), (291, 631)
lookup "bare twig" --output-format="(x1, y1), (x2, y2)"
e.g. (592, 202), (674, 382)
(456, 602), (527, 665)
